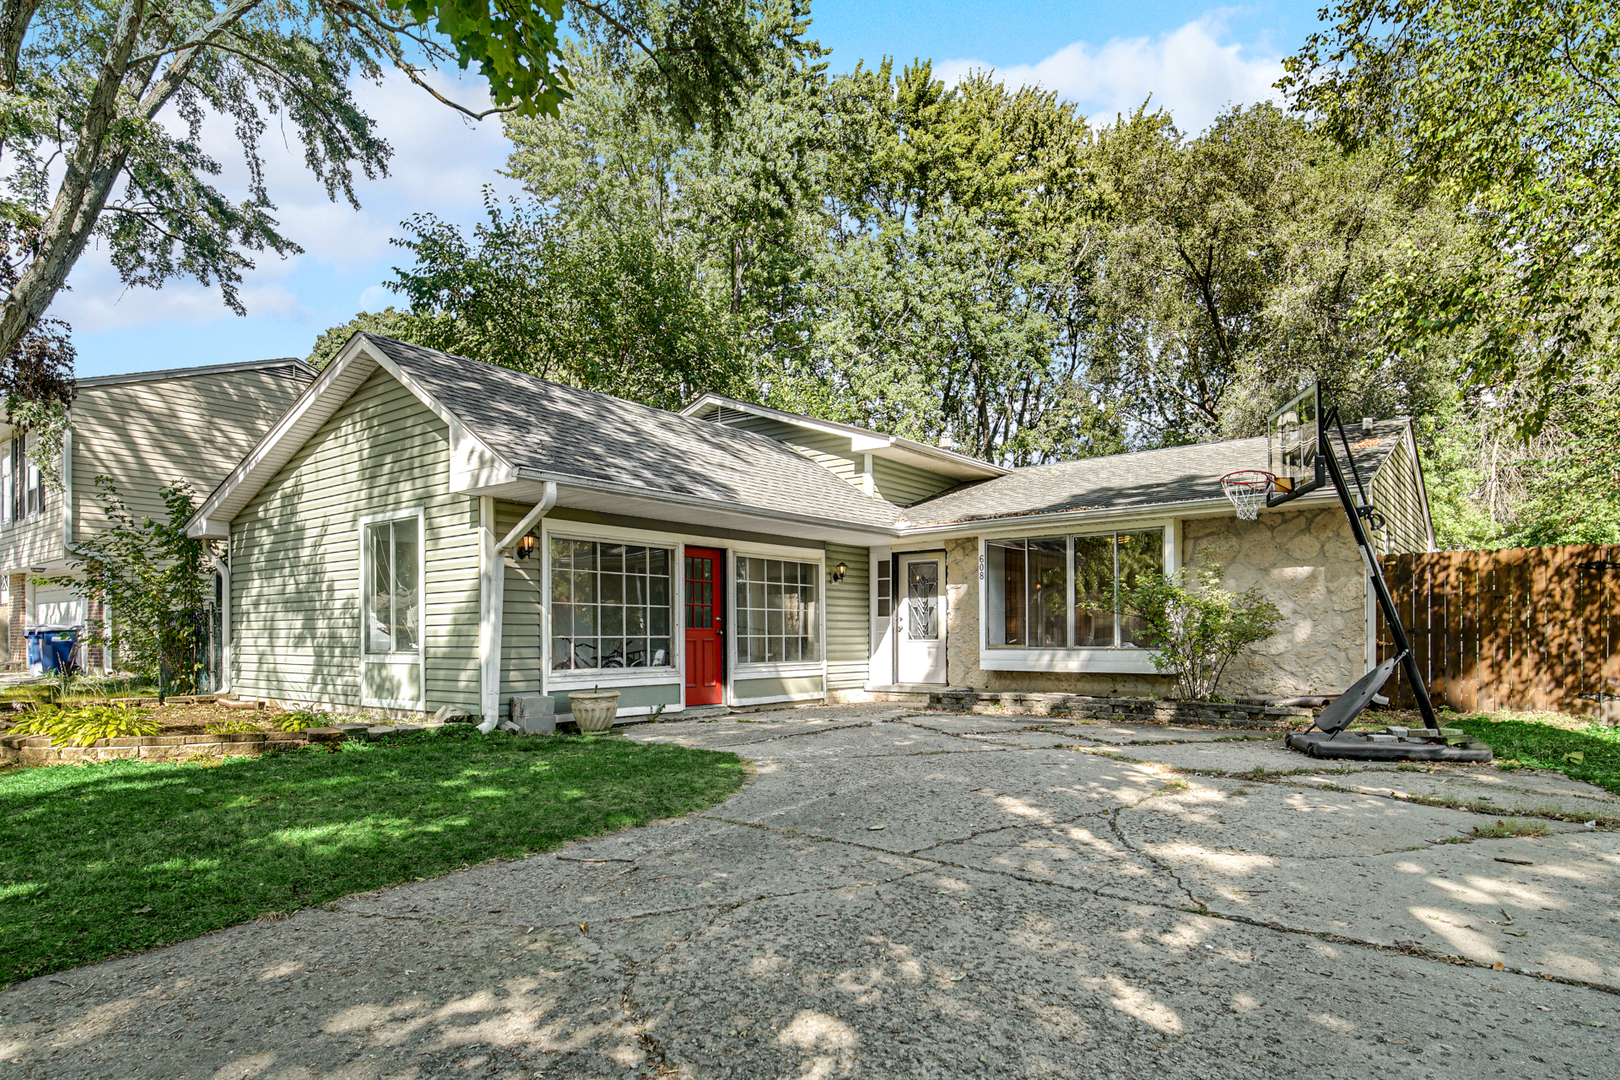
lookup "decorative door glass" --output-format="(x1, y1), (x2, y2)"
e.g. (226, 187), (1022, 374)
(906, 560), (939, 641)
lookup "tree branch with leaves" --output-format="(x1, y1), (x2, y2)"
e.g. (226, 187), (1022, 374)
(0, 0), (806, 404)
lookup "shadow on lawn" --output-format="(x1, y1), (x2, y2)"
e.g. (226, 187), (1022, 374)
(0, 728), (746, 985)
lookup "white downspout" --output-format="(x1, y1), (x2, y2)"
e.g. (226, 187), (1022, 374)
(478, 483), (557, 733)
(211, 552), (231, 693)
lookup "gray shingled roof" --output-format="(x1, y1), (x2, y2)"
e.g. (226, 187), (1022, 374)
(364, 335), (902, 532)
(899, 422), (1411, 528)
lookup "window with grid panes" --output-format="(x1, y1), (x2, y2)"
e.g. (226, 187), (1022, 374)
(550, 538), (674, 671)
(735, 557), (821, 664)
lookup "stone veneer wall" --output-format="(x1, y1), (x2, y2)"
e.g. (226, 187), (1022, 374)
(1180, 507), (1365, 697)
(942, 506), (1366, 699)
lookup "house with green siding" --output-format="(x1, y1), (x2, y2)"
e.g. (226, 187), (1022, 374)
(186, 334), (1435, 722)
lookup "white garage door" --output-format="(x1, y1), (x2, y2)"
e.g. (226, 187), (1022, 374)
(32, 583), (85, 627)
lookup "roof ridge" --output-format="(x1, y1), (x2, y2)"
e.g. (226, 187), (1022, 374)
(74, 356), (315, 388)
(360, 334), (807, 453)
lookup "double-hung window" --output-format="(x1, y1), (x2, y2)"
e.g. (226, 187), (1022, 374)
(2, 433), (44, 525)
(550, 538), (674, 671)
(364, 516), (420, 655)
(735, 556), (821, 664)
(986, 529), (1164, 649)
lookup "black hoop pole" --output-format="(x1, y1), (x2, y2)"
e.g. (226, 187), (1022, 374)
(1320, 406), (1440, 731)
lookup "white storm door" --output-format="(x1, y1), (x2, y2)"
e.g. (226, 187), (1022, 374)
(896, 555), (946, 684)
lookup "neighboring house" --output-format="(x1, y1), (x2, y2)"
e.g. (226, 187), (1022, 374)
(185, 334), (1434, 721)
(1, 358), (317, 672)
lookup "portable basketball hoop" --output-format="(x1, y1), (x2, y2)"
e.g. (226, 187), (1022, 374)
(1220, 470), (1275, 520)
(1225, 381), (1490, 762)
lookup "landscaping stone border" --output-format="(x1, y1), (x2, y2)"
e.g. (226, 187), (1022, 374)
(0, 721), (447, 767)
(929, 689), (1312, 728)
(0, 729), (344, 767)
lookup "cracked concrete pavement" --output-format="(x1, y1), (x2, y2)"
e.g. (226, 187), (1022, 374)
(2, 705), (1618, 1079)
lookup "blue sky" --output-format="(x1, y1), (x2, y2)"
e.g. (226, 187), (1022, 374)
(58, 2), (1324, 378)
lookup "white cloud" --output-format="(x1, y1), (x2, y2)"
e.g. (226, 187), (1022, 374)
(935, 12), (1284, 135)
(357, 284), (394, 311)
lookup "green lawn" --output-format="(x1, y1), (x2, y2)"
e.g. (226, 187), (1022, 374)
(0, 727), (746, 986)
(1454, 716), (1620, 795)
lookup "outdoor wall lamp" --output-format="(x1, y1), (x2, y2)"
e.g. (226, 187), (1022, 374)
(516, 533), (537, 560)
(830, 561), (847, 583)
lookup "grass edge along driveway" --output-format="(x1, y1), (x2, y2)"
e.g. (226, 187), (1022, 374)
(0, 727), (746, 986)
(1454, 715), (1620, 796)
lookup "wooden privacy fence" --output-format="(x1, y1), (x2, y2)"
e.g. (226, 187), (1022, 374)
(1375, 545), (1619, 715)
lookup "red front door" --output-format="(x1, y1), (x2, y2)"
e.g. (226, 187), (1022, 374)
(684, 547), (724, 706)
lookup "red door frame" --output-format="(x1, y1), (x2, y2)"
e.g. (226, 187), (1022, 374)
(684, 547), (725, 706)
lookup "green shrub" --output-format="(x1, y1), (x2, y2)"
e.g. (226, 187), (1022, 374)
(277, 708), (330, 732)
(1119, 564), (1285, 701)
(59, 674), (155, 701)
(9, 705), (160, 747)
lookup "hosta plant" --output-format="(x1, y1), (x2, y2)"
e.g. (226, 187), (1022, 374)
(9, 705), (160, 747)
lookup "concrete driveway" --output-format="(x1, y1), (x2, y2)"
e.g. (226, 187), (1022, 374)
(3, 705), (1618, 1079)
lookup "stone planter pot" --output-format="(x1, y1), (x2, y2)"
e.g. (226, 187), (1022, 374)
(568, 690), (620, 733)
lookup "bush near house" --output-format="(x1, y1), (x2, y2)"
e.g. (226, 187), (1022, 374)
(0, 727), (746, 985)
(1120, 565), (1284, 701)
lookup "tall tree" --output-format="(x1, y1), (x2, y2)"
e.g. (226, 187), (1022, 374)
(387, 193), (749, 409)
(1083, 103), (1472, 446)
(1282, 0), (1620, 430)
(0, 0), (807, 400)
(791, 63), (1114, 465)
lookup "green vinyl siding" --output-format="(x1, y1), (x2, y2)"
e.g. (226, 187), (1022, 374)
(704, 412), (864, 488)
(1369, 436), (1432, 555)
(547, 683), (680, 717)
(72, 365), (310, 542)
(230, 367), (481, 714)
(545, 507), (820, 552)
(734, 676), (823, 701)
(1, 364), (309, 577)
(825, 542), (870, 691)
(497, 500), (545, 714)
(871, 458), (957, 506)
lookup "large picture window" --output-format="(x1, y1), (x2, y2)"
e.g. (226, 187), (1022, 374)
(986, 529), (1163, 649)
(736, 556), (821, 664)
(551, 538), (674, 671)
(364, 516), (419, 654)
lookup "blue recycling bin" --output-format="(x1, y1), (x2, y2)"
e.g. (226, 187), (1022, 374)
(25, 625), (79, 673)
(41, 628), (79, 673)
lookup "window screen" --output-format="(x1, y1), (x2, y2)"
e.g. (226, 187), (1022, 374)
(364, 516), (419, 654)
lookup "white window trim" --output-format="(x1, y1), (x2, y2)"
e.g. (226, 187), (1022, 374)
(734, 661), (824, 679)
(730, 548), (827, 675)
(358, 506), (427, 709)
(976, 520), (1180, 674)
(539, 519), (828, 703)
(541, 521), (683, 690)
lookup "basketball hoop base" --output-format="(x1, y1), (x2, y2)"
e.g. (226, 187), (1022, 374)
(1285, 730), (1493, 763)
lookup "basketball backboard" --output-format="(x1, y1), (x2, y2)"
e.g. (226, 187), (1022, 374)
(1267, 382), (1324, 504)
